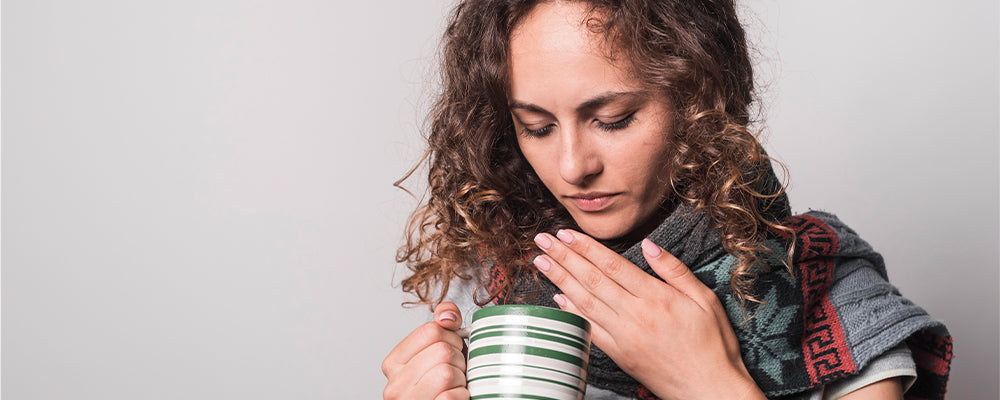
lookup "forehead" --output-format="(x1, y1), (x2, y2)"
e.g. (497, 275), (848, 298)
(508, 2), (636, 103)
(510, 3), (608, 57)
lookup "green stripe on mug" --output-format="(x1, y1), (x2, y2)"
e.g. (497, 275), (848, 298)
(470, 330), (587, 352)
(470, 394), (563, 400)
(472, 305), (589, 328)
(467, 362), (583, 382)
(470, 324), (587, 345)
(468, 344), (585, 368)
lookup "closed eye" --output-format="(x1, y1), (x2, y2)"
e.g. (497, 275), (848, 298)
(595, 111), (637, 132)
(521, 124), (553, 138)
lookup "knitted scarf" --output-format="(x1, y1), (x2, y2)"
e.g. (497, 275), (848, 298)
(485, 196), (952, 399)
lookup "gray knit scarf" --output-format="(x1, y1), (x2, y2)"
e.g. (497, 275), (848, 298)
(488, 182), (952, 399)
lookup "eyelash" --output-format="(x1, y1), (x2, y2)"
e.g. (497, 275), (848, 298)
(520, 111), (638, 138)
(596, 111), (638, 132)
(522, 125), (553, 137)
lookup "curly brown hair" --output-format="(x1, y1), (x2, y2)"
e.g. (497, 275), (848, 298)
(397, 0), (791, 309)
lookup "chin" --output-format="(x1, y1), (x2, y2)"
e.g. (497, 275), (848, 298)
(574, 219), (632, 241)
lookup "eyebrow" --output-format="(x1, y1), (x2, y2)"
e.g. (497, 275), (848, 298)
(508, 91), (646, 115)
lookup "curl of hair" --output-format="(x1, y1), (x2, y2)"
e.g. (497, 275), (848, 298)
(397, 0), (792, 309)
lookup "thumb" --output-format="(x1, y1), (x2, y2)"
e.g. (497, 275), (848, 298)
(433, 301), (463, 331)
(641, 239), (709, 302)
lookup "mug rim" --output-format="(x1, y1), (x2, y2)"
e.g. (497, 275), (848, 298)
(471, 304), (589, 330)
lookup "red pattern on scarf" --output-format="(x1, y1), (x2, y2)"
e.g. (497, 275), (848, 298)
(773, 215), (857, 384)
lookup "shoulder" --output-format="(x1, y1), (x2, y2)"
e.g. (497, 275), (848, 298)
(777, 210), (887, 280)
(783, 210), (950, 398)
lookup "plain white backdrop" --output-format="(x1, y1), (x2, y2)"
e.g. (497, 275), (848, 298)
(3, 0), (997, 399)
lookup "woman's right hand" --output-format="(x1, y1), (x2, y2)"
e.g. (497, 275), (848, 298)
(381, 302), (469, 400)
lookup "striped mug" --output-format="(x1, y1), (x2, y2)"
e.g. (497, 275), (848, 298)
(458, 305), (592, 400)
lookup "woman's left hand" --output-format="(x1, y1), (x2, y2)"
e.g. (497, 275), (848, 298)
(532, 229), (766, 400)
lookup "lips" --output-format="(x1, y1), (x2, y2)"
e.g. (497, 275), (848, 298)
(567, 192), (619, 212)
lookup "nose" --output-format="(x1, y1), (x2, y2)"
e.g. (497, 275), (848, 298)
(558, 127), (603, 186)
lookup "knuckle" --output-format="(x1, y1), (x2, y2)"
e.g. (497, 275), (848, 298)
(546, 242), (566, 260)
(546, 246), (569, 266)
(548, 268), (568, 286)
(575, 237), (593, 253)
(662, 263), (685, 281)
(708, 295), (728, 315)
(692, 286), (718, 306)
(418, 322), (445, 342)
(672, 261), (693, 280)
(383, 382), (401, 400)
(577, 295), (598, 314)
(430, 363), (460, 386)
(603, 259), (625, 277)
(380, 358), (392, 377)
(582, 269), (604, 288)
(704, 290), (722, 305)
(428, 341), (453, 361)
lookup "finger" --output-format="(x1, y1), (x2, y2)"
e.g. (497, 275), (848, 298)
(383, 342), (466, 400)
(555, 229), (660, 297)
(641, 239), (714, 308)
(553, 294), (619, 359)
(396, 341), (466, 397)
(433, 301), (463, 331)
(534, 232), (631, 306)
(382, 321), (464, 378)
(414, 363), (467, 399)
(532, 252), (619, 325)
(435, 386), (471, 400)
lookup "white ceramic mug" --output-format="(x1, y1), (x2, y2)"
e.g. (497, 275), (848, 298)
(458, 305), (592, 400)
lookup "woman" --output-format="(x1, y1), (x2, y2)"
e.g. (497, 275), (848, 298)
(381, 1), (952, 399)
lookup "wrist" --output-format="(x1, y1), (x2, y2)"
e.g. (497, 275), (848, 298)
(733, 378), (767, 400)
(704, 374), (765, 400)
(640, 371), (764, 400)
(725, 362), (766, 400)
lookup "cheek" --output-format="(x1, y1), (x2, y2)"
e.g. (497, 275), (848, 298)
(622, 155), (666, 199)
(627, 137), (674, 199)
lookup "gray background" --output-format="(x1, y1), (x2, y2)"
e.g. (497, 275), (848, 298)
(3, 0), (997, 399)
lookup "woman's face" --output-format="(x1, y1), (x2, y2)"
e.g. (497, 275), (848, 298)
(509, 2), (675, 240)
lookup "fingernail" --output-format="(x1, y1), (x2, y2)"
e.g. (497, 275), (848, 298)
(439, 311), (457, 323)
(533, 255), (551, 272)
(556, 230), (574, 244)
(553, 294), (567, 308)
(534, 233), (553, 250)
(641, 239), (662, 258)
